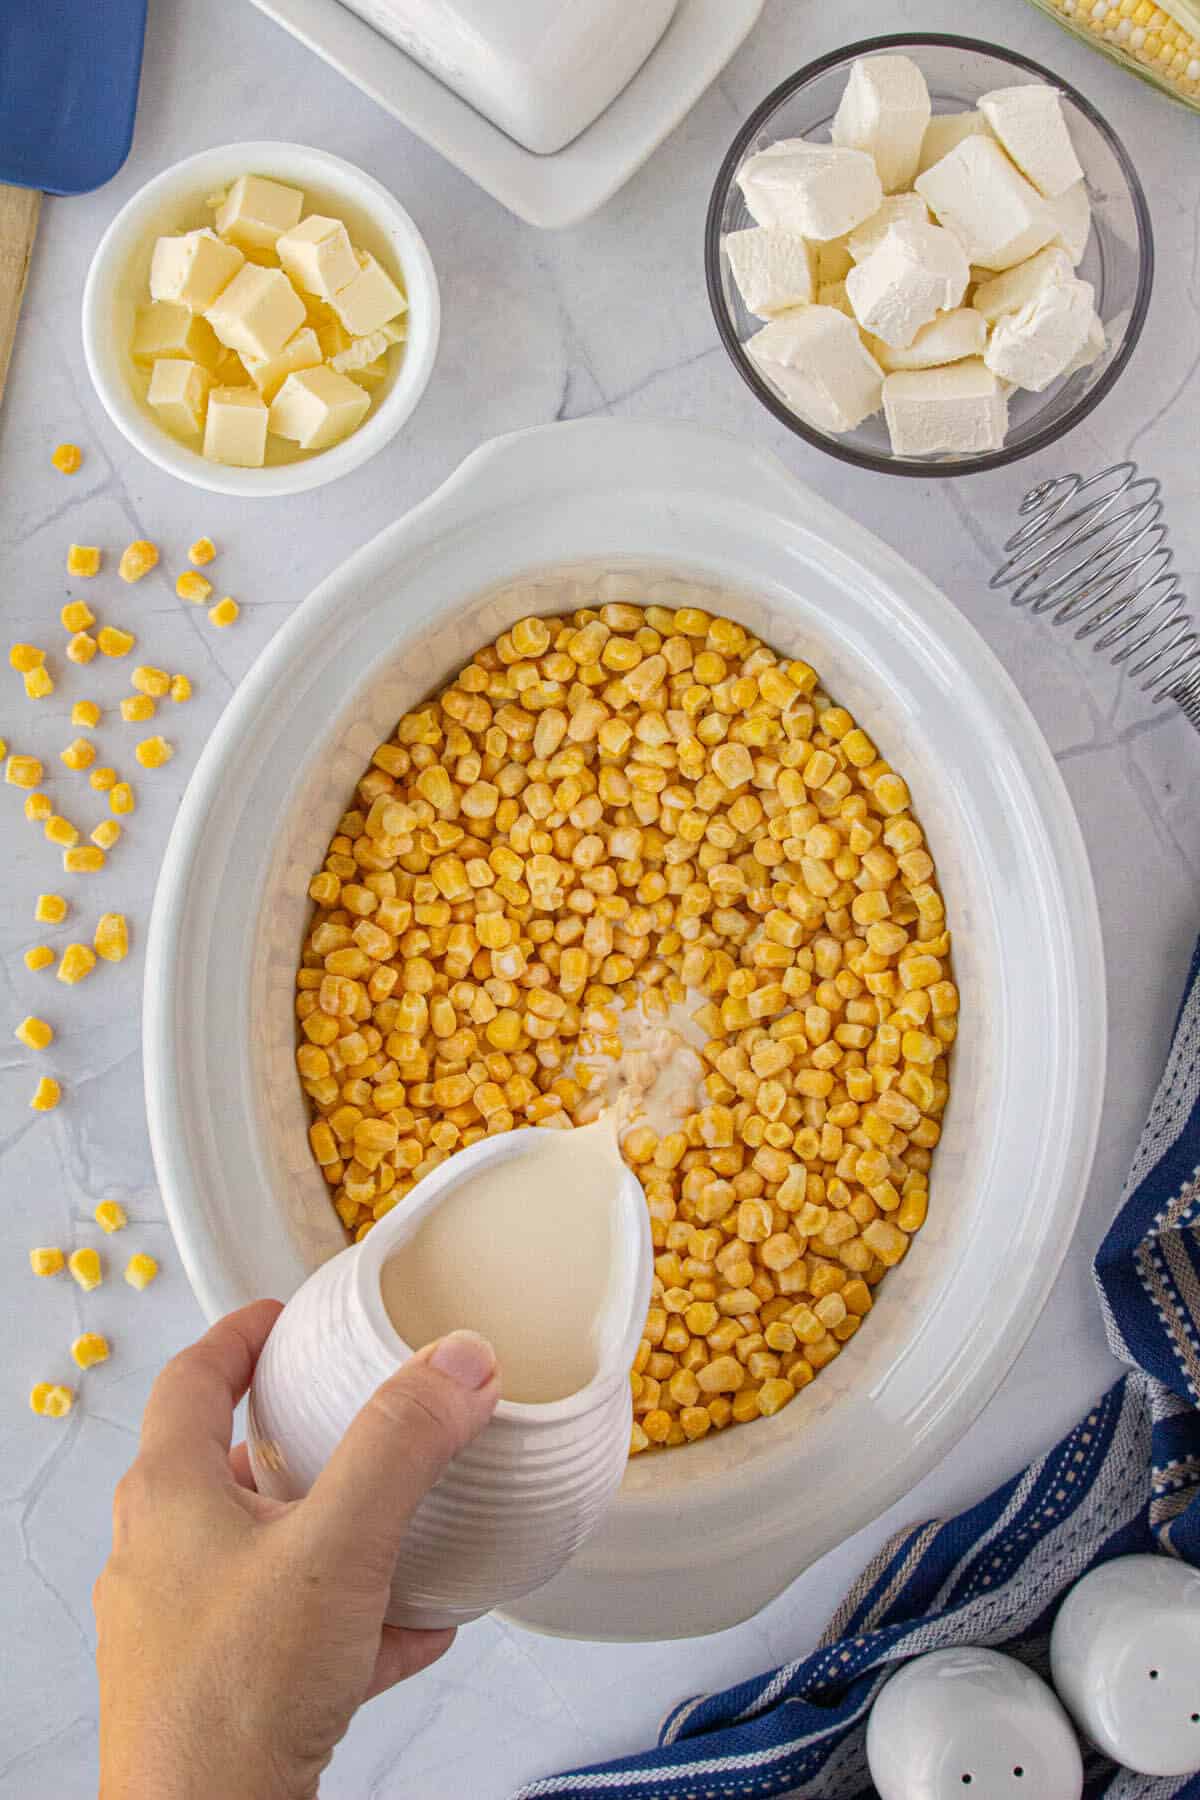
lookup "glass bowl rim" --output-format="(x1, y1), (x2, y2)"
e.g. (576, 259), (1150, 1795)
(704, 30), (1155, 479)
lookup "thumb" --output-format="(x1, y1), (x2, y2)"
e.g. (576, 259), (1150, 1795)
(302, 1331), (499, 1576)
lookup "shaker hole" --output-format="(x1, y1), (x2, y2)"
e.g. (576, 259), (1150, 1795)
(1013, 1768), (1025, 1779)
(1149, 1669), (1160, 1680)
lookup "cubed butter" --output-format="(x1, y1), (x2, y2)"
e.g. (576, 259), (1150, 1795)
(206, 263), (307, 361)
(845, 220), (969, 349)
(276, 214), (359, 298)
(150, 228), (244, 311)
(269, 365), (371, 450)
(984, 277), (1103, 392)
(327, 321), (402, 376)
(147, 358), (212, 436)
(831, 53), (931, 194)
(722, 227), (816, 319)
(345, 356), (388, 387)
(737, 141), (882, 241)
(916, 110), (994, 177)
(916, 137), (1055, 271)
(847, 191), (930, 263)
(132, 302), (223, 371)
(1044, 179), (1092, 267)
(203, 386), (269, 467)
(867, 307), (987, 372)
(971, 246), (1073, 325)
(978, 85), (1084, 199)
(746, 305), (883, 434)
(330, 250), (407, 337)
(883, 359), (1009, 456)
(215, 174), (304, 250)
(241, 325), (323, 401)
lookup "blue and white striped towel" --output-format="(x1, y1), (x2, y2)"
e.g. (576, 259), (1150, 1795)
(521, 936), (1200, 1800)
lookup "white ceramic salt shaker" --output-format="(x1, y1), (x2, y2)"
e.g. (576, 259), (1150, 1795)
(1050, 1553), (1200, 1776)
(248, 1129), (651, 1631)
(866, 1646), (1084, 1799)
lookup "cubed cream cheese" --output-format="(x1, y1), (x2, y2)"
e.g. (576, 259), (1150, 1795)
(845, 220), (969, 348)
(269, 365), (372, 450)
(723, 226), (817, 318)
(971, 246), (1073, 324)
(978, 85), (1084, 199)
(276, 214), (360, 299)
(132, 301), (223, 371)
(984, 277), (1103, 392)
(847, 192), (930, 263)
(916, 136), (1055, 271)
(1064, 310), (1106, 377)
(867, 307), (987, 372)
(831, 54), (931, 194)
(150, 228), (244, 311)
(746, 305), (883, 434)
(240, 325), (323, 401)
(215, 175), (305, 250)
(146, 358), (212, 436)
(916, 110), (994, 176)
(330, 251), (408, 337)
(206, 263), (307, 361)
(203, 386), (270, 467)
(883, 359), (1009, 455)
(1044, 179), (1092, 266)
(736, 141), (883, 241)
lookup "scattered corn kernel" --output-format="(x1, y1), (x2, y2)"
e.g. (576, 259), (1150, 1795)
(57, 944), (97, 985)
(90, 766), (117, 791)
(71, 699), (101, 728)
(35, 893), (68, 924)
(119, 540), (159, 583)
(30, 1382), (74, 1417)
(29, 1246), (65, 1276)
(71, 1332), (111, 1370)
(97, 626), (135, 658)
(176, 571), (212, 603)
(24, 791), (51, 822)
(10, 643), (45, 672)
(60, 737), (97, 772)
(24, 945), (54, 972)
(109, 781), (135, 815)
(67, 544), (101, 577)
(15, 1016), (53, 1050)
(135, 735), (173, 768)
(121, 694), (156, 723)
(52, 443), (82, 474)
(188, 537), (216, 566)
(68, 1247), (101, 1289)
(44, 815), (79, 848)
(132, 664), (171, 698)
(67, 632), (98, 664)
(169, 673), (192, 703)
(91, 820), (121, 850)
(64, 845), (105, 872)
(208, 596), (239, 627)
(6, 754), (43, 788)
(94, 912), (129, 963)
(94, 1200), (128, 1233)
(31, 1075), (61, 1111)
(62, 599), (95, 633)
(124, 1252), (159, 1290)
(24, 664), (54, 699)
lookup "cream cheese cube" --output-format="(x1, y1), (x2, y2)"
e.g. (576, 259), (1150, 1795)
(978, 85), (1084, 198)
(240, 326), (323, 402)
(268, 366), (371, 450)
(867, 307), (987, 372)
(330, 251), (408, 337)
(736, 141), (882, 242)
(1044, 179), (1092, 266)
(1063, 310), (1106, 377)
(203, 386), (269, 467)
(971, 246), (1073, 324)
(150, 228), (244, 311)
(147, 358), (212, 436)
(883, 359), (1008, 455)
(746, 305), (883, 434)
(831, 54), (931, 194)
(916, 110), (995, 176)
(206, 264), (307, 361)
(984, 277), (1103, 392)
(916, 137), (1055, 271)
(845, 220), (969, 349)
(276, 215), (360, 299)
(723, 227), (817, 318)
(215, 175), (304, 250)
(132, 301), (223, 371)
(847, 192), (930, 263)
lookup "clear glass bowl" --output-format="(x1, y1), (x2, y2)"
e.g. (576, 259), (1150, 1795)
(705, 33), (1154, 477)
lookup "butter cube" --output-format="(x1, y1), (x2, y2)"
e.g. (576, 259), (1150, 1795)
(971, 246), (1073, 325)
(206, 264), (307, 361)
(831, 54), (931, 194)
(847, 192), (930, 263)
(1045, 179), (1092, 267)
(737, 141), (882, 241)
(984, 277), (1103, 392)
(327, 322), (402, 376)
(269, 365), (371, 450)
(867, 307), (987, 372)
(203, 386), (269, 467)
(277, 214), (359, 299)
(916, 137), (1055, 271)
(132, 302), (223, 371)
(723, 227), (816, 319)
(147, 358), (212, 436)
(346, 356), (388, 388)
(846, 220), (968, 349)
(746, 305), (883, 434)
(150, 228), (244, 311)
(916, 110), (994, 177)
(883, 359), (1008, 456)
(241, 326), (323, 401)
(215, 175), (304, 250)
(330, 251), (407, 337)
(978, 86), (1084, 199)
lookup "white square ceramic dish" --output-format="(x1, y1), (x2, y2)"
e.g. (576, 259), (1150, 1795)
(248, 0), (764, 227)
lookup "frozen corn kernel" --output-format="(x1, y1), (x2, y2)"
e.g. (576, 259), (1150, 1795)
(68, 1247), (101, 1289)
(60, 738), (97, 772)
(91, 820), (121, 851)
(67, 632), (99, 665)
(30, 1382), (74, 1417)
(62, 599), (95, 632)
(90, 766), (117, 791)
(121, 694), (156, 723)
(24, 665), (54, 699)
(71, 1331), (111, 1370)
(208, 597), (239, 627)
(7, 754), (43, 788)
(109, 782), (135, 815)
(29, 1246), (65, 1276)
(169, 673), (192, 703)
(176, 571), (212, 603)
(45, 815), (79, 848)
(119, 540), (159, 583)
(15, 1016), (53, 1050)
(24, 791), (51, 822)
(188, 536), (216, 566)
(24, 945), (54, 972)
(10, 643), (45, 672)
(31, 1075), (61, 1111)
(94, 1200), (128, 1233)
(71, 700), (101, 729)
(67, 544), (101, 577)
(124, 1252), (159, 1290)
(131, 665), (171, 698)
(94, 912), (129, 963)
(57, 943), (97, 985)
(98, 626), (136, 658)
(64, 845), (105, 872)
(135, 735), (173, 768)
(35, 893), (68, 924)
(52, 443), (82, 474)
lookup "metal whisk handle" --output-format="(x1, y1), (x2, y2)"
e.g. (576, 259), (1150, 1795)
(990, 460), (1200, 732)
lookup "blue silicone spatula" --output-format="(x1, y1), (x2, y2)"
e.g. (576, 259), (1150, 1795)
(0, 0), (147, 407)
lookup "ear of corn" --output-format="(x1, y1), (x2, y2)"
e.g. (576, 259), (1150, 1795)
(1027, 0), (1200, 109)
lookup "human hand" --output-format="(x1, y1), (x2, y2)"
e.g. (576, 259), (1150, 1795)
(95, 1300), (500, 1800)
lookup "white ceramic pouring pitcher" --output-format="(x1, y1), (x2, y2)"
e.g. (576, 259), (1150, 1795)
(248, 1127), (652, 1629)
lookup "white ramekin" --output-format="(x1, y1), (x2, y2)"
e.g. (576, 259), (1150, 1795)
(81, 141), (440, 497)
(144, 418), (1106, 1641)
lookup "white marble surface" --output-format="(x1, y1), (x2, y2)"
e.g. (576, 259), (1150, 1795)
(1, 0), (1198, 1793)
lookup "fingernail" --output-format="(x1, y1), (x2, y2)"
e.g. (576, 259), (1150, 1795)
(428, 1330), (496, 1390)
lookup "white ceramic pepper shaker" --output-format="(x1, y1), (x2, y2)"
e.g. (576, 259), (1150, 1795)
(1050, 1553), (1200, 1776)
(866, 1646), (1084, 1799)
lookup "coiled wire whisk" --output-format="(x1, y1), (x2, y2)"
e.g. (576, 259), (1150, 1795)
(990, 461), (1200, 732)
